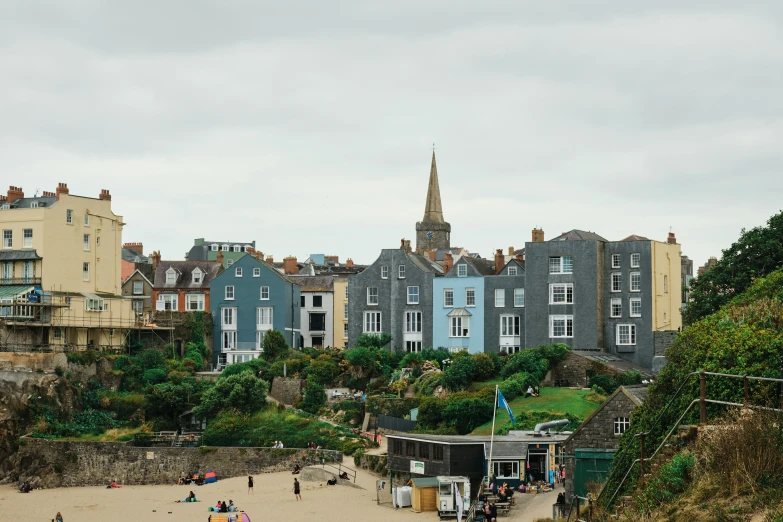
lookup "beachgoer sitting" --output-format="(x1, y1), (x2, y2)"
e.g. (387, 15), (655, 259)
(533, 386), (540, 397)
(525, 386), (534, 398)
(340, 471), (349, 480)
(292, 464), (301, 475)
(227, 500), (236, 512)
(106, 480), (120, 489)
(327, 477), (337, 486)
(178, 477), (185, 486)
(219, 500), (228, 513)
(19, 481), (31, 493)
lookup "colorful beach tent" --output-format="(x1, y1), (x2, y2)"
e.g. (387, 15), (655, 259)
(204, 470), (217, 484)
(208, 513), (251, 522)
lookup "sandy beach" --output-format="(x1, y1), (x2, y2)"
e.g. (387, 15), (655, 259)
(0, 468), (437, 522)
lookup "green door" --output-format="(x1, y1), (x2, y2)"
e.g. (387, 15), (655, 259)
(574, 449), (616, 498)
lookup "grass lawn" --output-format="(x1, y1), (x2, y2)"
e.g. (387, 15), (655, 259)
(470, 387), (600, 435)
(60, 426), (151, 442)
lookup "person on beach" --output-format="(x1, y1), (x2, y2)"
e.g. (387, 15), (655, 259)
(248, 475), (254, 495)
(293, 478), (301, 500)
(483, 502), (493, 522)
(55, 513), (64, 522)
(292, 464), (301, 474)
(227, 500), (235, 512)
(219, 500), (228, 513)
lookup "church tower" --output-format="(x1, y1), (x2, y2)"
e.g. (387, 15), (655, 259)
(415, 151), (451, 251)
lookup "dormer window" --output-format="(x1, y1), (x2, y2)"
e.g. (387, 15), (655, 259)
(192, 268), (203, 284)
(233, 245), (241, 252)
(221, 245), (229, 251)
(244, 246), (251, 252)
(210, 244), (218, 251)
(165, 268), (177, 285)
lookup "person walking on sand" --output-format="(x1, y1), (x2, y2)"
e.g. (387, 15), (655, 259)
(55, 513), (64, 522)
(248, 474), (254, 495)
(293, 478), (301, 501)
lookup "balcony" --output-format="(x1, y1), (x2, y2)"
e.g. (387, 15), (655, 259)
(0, 277), (42, 286)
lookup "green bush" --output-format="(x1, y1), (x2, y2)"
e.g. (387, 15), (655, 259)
(300, 378), (326, 415)
(262, 330), (289, 361)
(142, 368), (167, 385)
(472, 353), (498, 382)
(66, 350), (99, 366)
(638, 451), (694, 508)
(135, 349), (166, 371)
(588, 374), (617, 395)
(54, 365), (65, 377)
(442, 397), (493, 435)
(441, 356), (475, 391)
(501, 350), (548, 380)
(194, 372), (268, 418)
(417, 397), (446, 430)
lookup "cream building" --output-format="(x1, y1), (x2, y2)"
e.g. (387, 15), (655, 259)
(332, 277), (348, 348)
(0, 184), (134, 350)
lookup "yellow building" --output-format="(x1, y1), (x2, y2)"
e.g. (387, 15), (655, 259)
(650, 238), (682, 333)
(332, 277), (348, 348)
(0, 184), (134, 350)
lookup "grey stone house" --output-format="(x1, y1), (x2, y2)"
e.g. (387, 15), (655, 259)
(523, 229), (681, 371)
(121, 269), (154, 319)
(347, 246), (443, 351)
(485, 258), (527, 354)
(562, 385), (648, 501)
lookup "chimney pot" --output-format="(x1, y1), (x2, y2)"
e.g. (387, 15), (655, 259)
(494, 249), (504, 275)
(283, 256), (299, 275)
(346, 258), (354, 267)
(7, 186), (24, 203)
(55, 183), (69, 201)
(532, 228), (545, 242)
(428, 249), (436, 261)
(265, 255), (274, 264)
(667, 232), (677, 244)
(515, 254), (523, 261)
(99, 189), (112, 201)
(508, 246), (514, 256)
(443, 252), (454, 274)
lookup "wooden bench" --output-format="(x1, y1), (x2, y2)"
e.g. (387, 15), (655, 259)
(496, 502), (511, 516)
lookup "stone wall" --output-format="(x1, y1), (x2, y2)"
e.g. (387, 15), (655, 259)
(563, 390), (638, 501)
(270, 377), (304, 405)
(0, 352), (67, 371)
(653, 331), (677, 356)
(547, 351), (622, 388)
(13, 438), (343, 488)
(354, 453), (388, 476)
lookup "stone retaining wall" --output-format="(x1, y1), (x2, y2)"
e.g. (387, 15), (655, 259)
(0, 352), (67, 371)
(270, 377), (304, 405)
(14, 438), (342, 488)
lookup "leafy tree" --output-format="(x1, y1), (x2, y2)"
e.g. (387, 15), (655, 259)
(135, 349), (166, 371)
(354, 333), (392, 349)
(193, 372), (268, 418)
(306, 356), (339, 386)
(300, 378), (326, 414)
(221, 357), (267, 379)
(441, 356), (475, 391)
(262, 330), (289, 361)
(472, 353), (498, 382)
(142, 368), (167, 385)
(417, 397), (446, 429)
(146, 379), (206, 425)
(443, 397), (493, 434)
(684, 210), (783, 325)
(501, 350), (549, 380)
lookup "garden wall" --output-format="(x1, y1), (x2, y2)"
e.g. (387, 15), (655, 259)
(13, 438), (342, 488)
(270, 377), (304, 405)
(0, 352), (67, 371)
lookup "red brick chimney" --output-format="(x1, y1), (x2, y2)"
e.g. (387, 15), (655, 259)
(283, 256), (299, 275)
(443, 252), (454, 274)
(667, 232), (677, 244)
(216, 250), (224, 265)
(42, 191), (55, 197)
(494, 249), (504, 275)
(428, 249), (436, 261)
(7, 186), (24, 203)
(123, 242), (144, 255)
(151, 251), (161, 272)
(265, 255), (274, 264)
(515, 253), (523, 262)
(400, 239), (412, 253)
(532, 228), (545, 242)
(346, 258), (354, 267)
(55, 183), (69, 201)
(99, 189), (111, 201)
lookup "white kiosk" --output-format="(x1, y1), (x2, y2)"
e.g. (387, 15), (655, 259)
(436, 476), (470, 520)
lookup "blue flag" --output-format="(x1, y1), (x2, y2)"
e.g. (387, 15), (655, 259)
(497, 389), (515, 424)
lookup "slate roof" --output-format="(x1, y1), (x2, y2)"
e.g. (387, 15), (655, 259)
(153, 260), (222, 289)
(549, 229), (609, 242)
(434, 247), (466, 262)
(0, 250), (42, 261)
(621, 385), (650, 406)
(621, 234), (650, 241)
(386, 432), (570, 448)
(4, 197), (57, 209)
(406, 252), (444, 275)
(572, 351), (654, 377)
(288, 275), (336, 292)
(463, 256), (495, 276)
(122, 248), (151, 264)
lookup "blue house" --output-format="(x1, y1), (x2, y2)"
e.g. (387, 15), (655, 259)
(209, 254), (300, 368)
(432, 257), (494, 353)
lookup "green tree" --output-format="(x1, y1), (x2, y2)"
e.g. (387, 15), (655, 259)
(472, 353), (498, 382)
(135, 349), (165, 371)
(300, 378), (326, 414)
(142, 368), (167, 385)
(441, 356), (475, 392)
(262, 330), (289, 361)
(354, 333), (392, 349)
(146, 379), (206, 425)
(193, 372), (268, 418)
(443, 397), (493, 434)
(684, 211), (783, 325)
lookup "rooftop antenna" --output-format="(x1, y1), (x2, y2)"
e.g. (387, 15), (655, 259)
(34, 188), (40, 197)
(432, 142), (435, 153)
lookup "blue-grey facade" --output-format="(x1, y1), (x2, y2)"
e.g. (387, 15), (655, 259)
(484, 258), (527, 354)
(347, 248), (443, 351)
(209, 254), (300, 368)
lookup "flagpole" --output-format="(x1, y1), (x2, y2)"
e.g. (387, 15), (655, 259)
(488, 385), (498, 487)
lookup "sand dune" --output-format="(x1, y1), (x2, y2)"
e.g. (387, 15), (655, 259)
(0, 467), (436, 522)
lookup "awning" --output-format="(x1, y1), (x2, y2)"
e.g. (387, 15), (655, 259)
(447, 308), (472, 318)
(0, 250), (41, 261)
(0, 286), (34, 300)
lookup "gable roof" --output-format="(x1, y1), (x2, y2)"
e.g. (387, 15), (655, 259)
(122, 268), (154, 287)
(499, 258), (525, 274)
(406, 252), (444, 275)
(122, 248), (151, 264)
(549, 229), (608, 242)
(563, 385), (648, 445)
(5, 196), (57, 209)
(153, 260), (222, 289)
(620, 234), (650, 242)
(288, 275), (335, 292)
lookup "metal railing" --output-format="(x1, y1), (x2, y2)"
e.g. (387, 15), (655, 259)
(0, 277), (42, 286)
(320, 460), (357, 483)
(599, 371), (783, 509)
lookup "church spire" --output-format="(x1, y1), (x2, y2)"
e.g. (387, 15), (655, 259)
(422, 150), (444, 223)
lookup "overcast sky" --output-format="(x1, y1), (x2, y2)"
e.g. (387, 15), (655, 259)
(2, 2), (782, 267)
